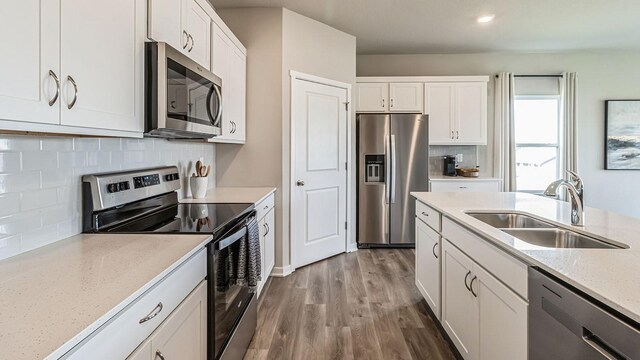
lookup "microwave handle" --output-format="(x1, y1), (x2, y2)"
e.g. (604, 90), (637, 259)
(206, 85), (222, 127)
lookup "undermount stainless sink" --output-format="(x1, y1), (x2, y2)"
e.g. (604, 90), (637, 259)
(502, 228), (622, 249)
(465, 211), (627, 249)
(466, 212), (554, 229)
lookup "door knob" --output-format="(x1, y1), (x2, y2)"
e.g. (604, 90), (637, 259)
(296, 180), (305, 186)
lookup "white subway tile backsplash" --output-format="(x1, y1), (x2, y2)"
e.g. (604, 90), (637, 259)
(0, 193), (20, 217)
(21, 188), (58, 211)
(23, 152), (57, 171)
(0, 137), (40, 151)
(0, 171), (41, 194)
(0, 152), (21, 173)
(0, 134), (215, 261)
(41, 138), (73, 151)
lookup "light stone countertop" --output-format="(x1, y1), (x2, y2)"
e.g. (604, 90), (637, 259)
(411, 191), (640, 324)
(0, 233), (212, 360)
(180, 186), (276, 204)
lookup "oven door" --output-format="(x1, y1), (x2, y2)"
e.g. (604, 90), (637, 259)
(146, 42), (222, 139)
(209, 219), (255, 359)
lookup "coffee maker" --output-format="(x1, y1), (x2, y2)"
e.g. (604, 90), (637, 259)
(443, 155), (457, 176)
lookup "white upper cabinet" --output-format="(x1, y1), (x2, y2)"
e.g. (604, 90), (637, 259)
(356, 83), (388, 112)
(59, 0), (145, 132)
(389, 82), (423, 112)
(184, 0), (211, 69)
(424, 83), (455, 144)
(210, 23), (246, 144)
(455, 82), (487, 145)
(0, 0), (144, 135)
(425, 81), (487, 145)
(356, 82), (423, 113)
(148, 0), (211, 69)
(0, 0), (60, 125)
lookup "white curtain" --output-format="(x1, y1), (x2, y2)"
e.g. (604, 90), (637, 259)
(562, 72), (578, 175)
(493, 72), (517, 191)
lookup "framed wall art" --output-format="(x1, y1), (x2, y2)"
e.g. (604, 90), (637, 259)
(605, 100), (640, 170)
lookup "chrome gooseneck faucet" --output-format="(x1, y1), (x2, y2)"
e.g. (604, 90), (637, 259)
(544, 170), (584, 226)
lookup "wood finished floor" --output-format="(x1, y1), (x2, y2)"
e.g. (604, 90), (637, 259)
(244, 249), (455, 360)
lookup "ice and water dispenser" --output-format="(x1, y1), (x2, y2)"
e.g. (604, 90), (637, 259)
(364, 154), (385, 183)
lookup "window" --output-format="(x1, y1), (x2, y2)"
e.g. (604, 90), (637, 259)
(514, 97), (561, 192)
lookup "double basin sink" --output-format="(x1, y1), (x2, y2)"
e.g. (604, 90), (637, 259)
(465, 212), (627, 249)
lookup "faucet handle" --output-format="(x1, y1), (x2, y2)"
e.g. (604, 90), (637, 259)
(566, 170), (583, 194)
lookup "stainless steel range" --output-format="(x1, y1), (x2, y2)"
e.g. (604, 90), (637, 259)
(82, 166), (257, 360)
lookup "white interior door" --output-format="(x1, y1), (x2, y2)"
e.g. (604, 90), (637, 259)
(292, 78), (348, 268)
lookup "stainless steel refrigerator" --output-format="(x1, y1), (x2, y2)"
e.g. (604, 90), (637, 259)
(357, 114), (429, 247)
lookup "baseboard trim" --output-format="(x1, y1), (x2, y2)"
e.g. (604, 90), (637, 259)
(270, 265), (294, 277)
(347, 242), (359, 253)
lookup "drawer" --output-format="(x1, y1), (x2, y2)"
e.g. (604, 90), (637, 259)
(430, 180), (500, 192)
(64, 249), (207, 360)
(416, 201), (441, 232)
(441, 217), (528, 298)
(256, 192), (275, 221)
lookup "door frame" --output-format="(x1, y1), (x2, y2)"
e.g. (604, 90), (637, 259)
(288, 70), (354, 272)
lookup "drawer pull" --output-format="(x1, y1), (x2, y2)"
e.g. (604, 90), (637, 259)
(421, 211), (429, 217)
(264, 205), (269, 210)
(155, 350), (166, 360)
(459, 186), (468, 189)
(139, 302), (163, 324)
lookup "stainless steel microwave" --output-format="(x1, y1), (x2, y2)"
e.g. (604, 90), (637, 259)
(145, 42), (222, 139)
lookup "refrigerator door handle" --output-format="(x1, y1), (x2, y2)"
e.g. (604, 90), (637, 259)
(390, 134), (397, 203)
(385, 135), (391, 204)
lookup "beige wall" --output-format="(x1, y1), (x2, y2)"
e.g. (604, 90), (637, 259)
(217, 8), (356, 270)
(357, 51), (640, 217)
(215, 8), (285, 265)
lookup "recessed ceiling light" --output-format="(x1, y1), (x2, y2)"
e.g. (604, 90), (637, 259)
(477, 14), (495, 23)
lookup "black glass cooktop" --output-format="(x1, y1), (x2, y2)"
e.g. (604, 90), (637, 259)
(103, 202), (254, 238)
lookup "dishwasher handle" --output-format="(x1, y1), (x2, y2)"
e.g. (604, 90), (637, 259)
(582, 329), (626, 360)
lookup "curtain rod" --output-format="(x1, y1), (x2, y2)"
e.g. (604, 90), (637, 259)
(494, 74), (564, 78)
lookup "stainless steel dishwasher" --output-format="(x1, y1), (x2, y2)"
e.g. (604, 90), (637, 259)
(529, 268), (640, 359)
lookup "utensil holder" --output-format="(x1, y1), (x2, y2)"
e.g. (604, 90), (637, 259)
(190, 176), (208, 199)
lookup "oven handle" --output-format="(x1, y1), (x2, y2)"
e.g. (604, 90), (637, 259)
(218, 226), (247, 250)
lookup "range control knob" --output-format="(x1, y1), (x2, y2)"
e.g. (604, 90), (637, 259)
(107, 183), (119, 193)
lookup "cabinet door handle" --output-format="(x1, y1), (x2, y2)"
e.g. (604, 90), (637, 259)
(66, 75), (78, 109)
(421, 211), (429, 217)
(264, 223), (270, 236)
(139, 302), (163, 324)
(390, 98), (394, 107)
(188, 34), (194, 52)
(155, 350), (166, 360)
(470, 276), (478, 297)
(432, 242), (438, 259)
(183, 30), (189, 49)
(451, 131), (454, 139)
(464, 270), (472, 291)
(456, 130), (459, 139)
(48, 70), (60, 106)
(382, 98), (385, 108)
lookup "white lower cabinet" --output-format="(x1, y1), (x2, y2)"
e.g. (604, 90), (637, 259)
(442, 240), (478, 359)
(441, 240), (527, 360)
(128, 280), (207, 360)
(256, 193), (276, 297)
(415, 218), (441, 320)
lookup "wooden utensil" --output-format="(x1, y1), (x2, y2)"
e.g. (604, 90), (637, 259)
(204, 165), (211, 177)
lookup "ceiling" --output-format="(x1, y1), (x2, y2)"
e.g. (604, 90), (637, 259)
(209, 0), (640, 54)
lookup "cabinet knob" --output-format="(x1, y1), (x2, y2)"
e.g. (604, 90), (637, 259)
(296, 180), (305, 186)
